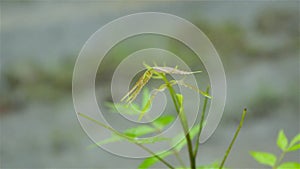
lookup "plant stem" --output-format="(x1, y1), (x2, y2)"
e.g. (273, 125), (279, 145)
(78, 113), (175, 169)
(194, 87), (210, 158)
(161, 74), (196, 169)
(219, 108), (247, 169)
(272, 151), (286, 169)
(137, 143), (175, 169)
(174, 149), (187, 168)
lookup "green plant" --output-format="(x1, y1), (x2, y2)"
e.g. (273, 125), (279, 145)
(79, 64), (247, 169)
(250, 130), (300, 169)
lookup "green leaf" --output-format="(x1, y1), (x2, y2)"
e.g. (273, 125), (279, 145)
(138, 151), (172, 169)
(134, 137), (169, 144)
(250, 151), (277, 167)
(196, 161), (221, 169)
(89, 135), (168, 148)
(290, 133), (300, 147)
(124, 125), (157, 137)
(176, 94), (184, 115)
(139, 87), (168, 121)
(152, 115), (175, 130)
(139, 88), (152, 121)
(87, 135), (122, 149)
(78, 113), (141, 144)
(105, 102), (140, 115)
(141, 88), (150, 110)
(278, 162), (300, 169)
(277, 130), (288, 151)
(287, 143), (300, 152)
(176, 94), (183, 107)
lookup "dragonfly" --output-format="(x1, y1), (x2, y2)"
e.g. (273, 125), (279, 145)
(121, 63), (211, 120)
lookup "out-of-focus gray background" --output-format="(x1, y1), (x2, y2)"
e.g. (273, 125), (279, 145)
(0, 1), (299, 168)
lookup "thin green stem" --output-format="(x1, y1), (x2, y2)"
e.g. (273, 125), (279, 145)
(174, 149), (187, 168)
(219, 108), (247, 169)
(272, 151), (286, 169)
(160, 74), (196, 169)
(137, 144), (175, 169)
(194, 87), (210, 158)
(78, 113), (175, 169)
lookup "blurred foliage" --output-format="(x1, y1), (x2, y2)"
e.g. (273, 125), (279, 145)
(0, 58), (74, 114)
(256, 9), (299, 36)
(194, 8), (299, 65)
(1, 7), (299, 116)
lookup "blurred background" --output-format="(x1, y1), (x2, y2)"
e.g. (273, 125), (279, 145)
(0, 1), (299, 168)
